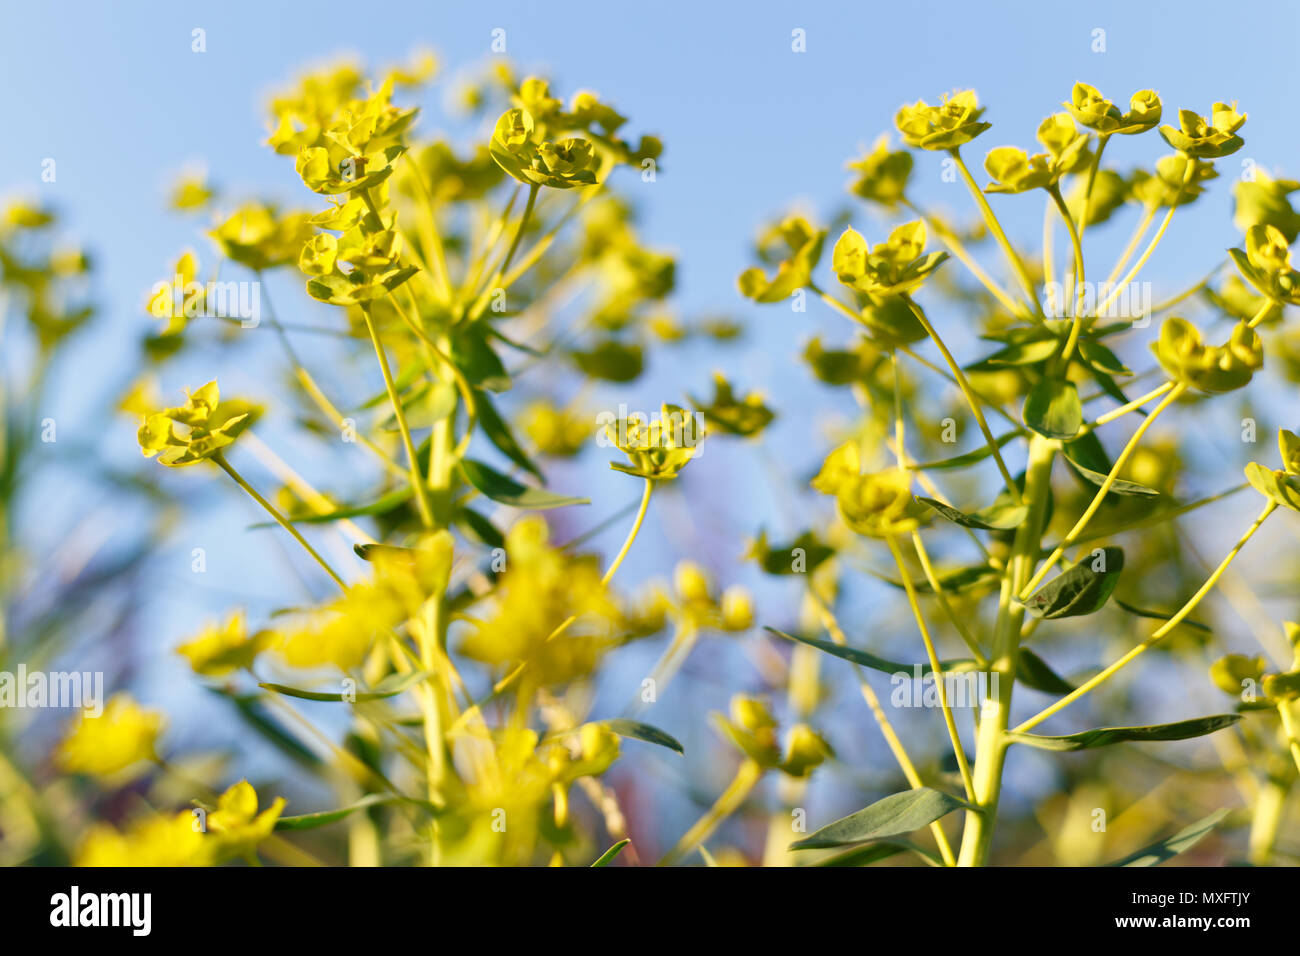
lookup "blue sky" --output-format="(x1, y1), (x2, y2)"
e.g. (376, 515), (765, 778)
(5, 0), (1300, 821)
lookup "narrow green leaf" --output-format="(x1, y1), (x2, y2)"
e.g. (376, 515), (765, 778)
(475, 388), (544, 481)
(966, 338), (1059, 371)
(1062, 433), (1161, 498)
(1023, 378), (1082, 440)
(918, 496), (1028, 530)
(908, 429), (1024, 471)
(766, 627), (977, 677)
(1006, 714), (1241, 751)
(1021, 546), (1124, 619)
(790, 788), (973, 850)
(275, 794), (392, 831)
(808, 840), (941, 867)
(1107, 809), (1230, 866)
(259, 670), (433, 703)
(460, 458), (589, 510)
(1015, 648), (1074, 693)
(603, 719), (684, 755)
(591, 838), (631, 867)
(1113, 598), (1211, 633)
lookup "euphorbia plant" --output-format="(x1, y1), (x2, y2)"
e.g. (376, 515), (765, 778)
(59, 55), (753, 867)
(734, 83), (1299, 866)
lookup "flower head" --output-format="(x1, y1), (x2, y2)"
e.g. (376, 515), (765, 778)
(848, 135), (913, 207)
(689, 373), (775, 438)
(137, 380), (258, 467)
(895, 90), (990, 150)
(58, 695), (162, 779)
(1159, 102), (1247, 158)
(1230, 224), (1300, 304)
(1152, 317), (1263, 393)
(1064, 83), (1162, 135)
(605, 404), (705, 480)
(737, 215), (825, 303)
(831, 220), (947, 297)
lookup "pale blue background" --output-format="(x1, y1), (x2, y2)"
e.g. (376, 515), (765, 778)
(4, 0), (1298, 855)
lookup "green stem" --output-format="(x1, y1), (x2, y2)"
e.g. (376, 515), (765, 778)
(951, 147), (1042, 316)
(1014, 501), (1276, 734)
(359, 303), (435, 528)
(901, 294), (1022, 504)
(658, 759), (762, 866)
(1020, 383), (1185, 600)
(212, 452), (346, 590)
(957, 433), (1056, 866)
(1048, 184), (1086, 366)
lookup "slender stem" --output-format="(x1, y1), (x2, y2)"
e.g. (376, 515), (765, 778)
(901, 294), (1022, 504)
(1094, 162), (1196, 318)
(1278, 701), (1300, 777)
(807, 588), (957, 865)
(1103, 204), (1157, 291)
(1020, 383), (1185, 600)
(1048, 184), (1086, 365)
(1076, 133), (1109, 251)
(886, 533), (976, 800)
(658, 758), (762, 866)
(1079, 381), (1175, 434)
(466, 183), (539, 323)
(956, 434), (1055, 866)
(910, 530), (986, 663)
(359, 303), (435, 528)
(903, 199), (1028, 319)
(212, 452), (346, 590)
(1247, 776), (1288, 866)
(951, 147), (1042, 315)
(1014, 501), (1276, 734)
(1042, 196), (1058, 315)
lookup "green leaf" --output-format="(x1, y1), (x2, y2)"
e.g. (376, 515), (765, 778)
(1062, 433), (1161, 498)
(591, 839), (631, 867)
(451, 323), (511, 392)
(908, 429), (1024, 471)
(1113, 598), (1211, 633)
(766, 627), (977, 677)
(275, 794), (392, 831)
(1021, 546), (1124, 619)
(966, 338), (1059, 371)
(602, 718), (684, 755)
(1015, 648), (1074, 693)
(1078, 339), (1131, 376)
(1106, 809), (1230, 866)
(790, 787), (973, 850)
(460, 458), (589, 510)
(259, 670), (434, 703)
(1023, 378), (1082, 440)
(808, 840), (941, 867)
(273, 487), (415, 524)
(455, 506), (504, 549)
(1006, 714), (1241, 751)
(475, 389), (543, 481)
(918, 496), (1029, 531)
(571, 339), (644, 382)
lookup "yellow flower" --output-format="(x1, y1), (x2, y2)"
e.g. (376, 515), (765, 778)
(58, 695), (163, 779)
(848, 135), (913, 207)
(1064, 83), (1162, 135)
(137, 380), (258, 467)
(605, 404), (705, 481)
(209, 204), (313, 271)
(177, 610), (271, 676)
(895, 90), (991, 150)
(522, 400), (591, 458)
(458, 518), (621, 683)
(1152, 317), (1263, 393)
(77, 811), (209, 867)
(831, 220), (947, 297)
(737, 215), (825, 303)
(1159, 102), (1246, 158)
(206, 780), (286, 861)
